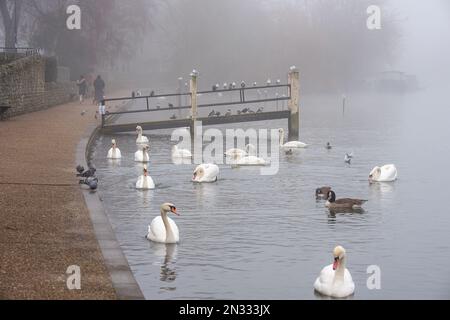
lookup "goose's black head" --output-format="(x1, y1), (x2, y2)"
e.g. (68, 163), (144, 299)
(327, 190), (336, 203)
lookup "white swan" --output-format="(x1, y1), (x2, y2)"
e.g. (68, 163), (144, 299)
(192, 163), (219, 182)
(314, 246), (355, 298)
(146, 203), (179, 244)
(134, 145), (150, 162)
(278, 128), (308, 148)
(136, 125), (149, 144)
(107, 139), (122, 159)
(234, 145), (266, 165)
(369, 164), (397, 182)
(235, 155), (266, 166)
(172, 145), (192, 158)
(136, 165), (155, 189)
(224, 147), (247, 159)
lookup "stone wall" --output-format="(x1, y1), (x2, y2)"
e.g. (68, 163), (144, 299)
(0, 55), (77, 119)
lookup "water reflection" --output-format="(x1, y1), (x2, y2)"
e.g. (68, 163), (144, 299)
(151, 243), (178, 291)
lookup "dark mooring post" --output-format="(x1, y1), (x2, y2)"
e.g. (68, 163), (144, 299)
(288, 66), (300, 141)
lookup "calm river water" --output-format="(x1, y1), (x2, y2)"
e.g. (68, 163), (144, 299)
(89, 89), (450, 299)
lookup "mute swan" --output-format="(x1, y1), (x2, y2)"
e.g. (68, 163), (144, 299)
(146, 203), (179, 244)
(225, 147), (247, 159)
(314, 246), (355, 298)
(136, 165), (155, 189)
(278, 128), (308, 148)
(107, 139), (122, 159)
(172, 145), (192, 158)
(315, 186), (331, 200)
(325, 190), (367, 210)
(369, 164), (397, 182)
(135, 145), (150, 162)
(192, 163), (219, 182)
(234, 145), (266, 165)
(235, 155), (266, 166)
(136, 125), (149, 144)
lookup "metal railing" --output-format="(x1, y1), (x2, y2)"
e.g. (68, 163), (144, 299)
(101, 84), (291, 119)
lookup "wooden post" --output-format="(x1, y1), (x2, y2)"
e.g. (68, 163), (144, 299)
(189, 70), (198, 141)
(287, 66), (300, 141)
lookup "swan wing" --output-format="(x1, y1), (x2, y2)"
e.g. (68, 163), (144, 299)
(314, 264), (335, 295)
(283, 141), (308, 148)
(148, 216), (166, 243)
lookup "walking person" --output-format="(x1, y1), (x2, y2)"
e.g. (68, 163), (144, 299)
(76, 75), (87, 104)
(93, 75), (105, 105)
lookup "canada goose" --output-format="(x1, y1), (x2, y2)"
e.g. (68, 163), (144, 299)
(325, 190), (367, 210)
(315, 186), (331, 199)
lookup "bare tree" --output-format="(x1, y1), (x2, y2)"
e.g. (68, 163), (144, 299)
(0, 0), (23, 49)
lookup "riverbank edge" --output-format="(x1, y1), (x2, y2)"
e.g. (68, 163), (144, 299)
(76, 124), (145, 300)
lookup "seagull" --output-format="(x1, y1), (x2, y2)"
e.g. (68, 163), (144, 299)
(76, 167), (96, 178)
(215, 111), (221, 117)
(326, 142), (332, 150)
(208, 110), (216, 117)
(170, 114), (177, 119)
(344, 153), (353, 164)
(256, 107), (263, 113)
(248, 109), (255, 114)
(225, 109), (232, 116)
(241, 81), (246, 88)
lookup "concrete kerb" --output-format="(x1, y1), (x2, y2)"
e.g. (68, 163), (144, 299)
(76, 123), (145, 300)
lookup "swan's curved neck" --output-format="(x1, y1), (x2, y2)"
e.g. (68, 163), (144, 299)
(161, 209), (175, 243)
(334, 257), (346, 282)
(279, 132), (285, 145)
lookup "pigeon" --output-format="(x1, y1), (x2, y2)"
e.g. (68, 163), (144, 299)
(170, 114), (177, 120)
(80, 110), (86, 116)
(208, 110), (216, 117)
(285, 149), (293, 155)
(225, 109), (232, 116)
(76, 165), (85, 174)
(237, 110), (242, 115)
(156, 105), (160, 109)
(241, 108), (249, 114)
(168, 103), (174, 108)
(150, 90), (155, 97)
(215, 111), (221, 117)
(241, 81), (246, 88)
(256, 107), (264, 113)
(248, 109), (255, 114)
(79, 176), (98, 190)
(76, 167), (96, 178)
(326, 142), (332, 150)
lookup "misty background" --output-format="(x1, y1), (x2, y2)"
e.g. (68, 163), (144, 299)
(1, 0), (449, 92)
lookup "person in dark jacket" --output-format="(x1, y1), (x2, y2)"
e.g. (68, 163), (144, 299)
(76, 75), (87, 104)
(93, 75), (105, 105)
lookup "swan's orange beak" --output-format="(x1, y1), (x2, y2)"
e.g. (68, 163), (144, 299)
(171, 207), (179, 216)
(333, 257), (339, 270)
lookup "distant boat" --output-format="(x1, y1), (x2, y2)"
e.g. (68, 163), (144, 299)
(364, 71), (419, 93)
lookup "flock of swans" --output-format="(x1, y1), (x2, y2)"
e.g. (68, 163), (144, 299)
(104, 124), (398, 298)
